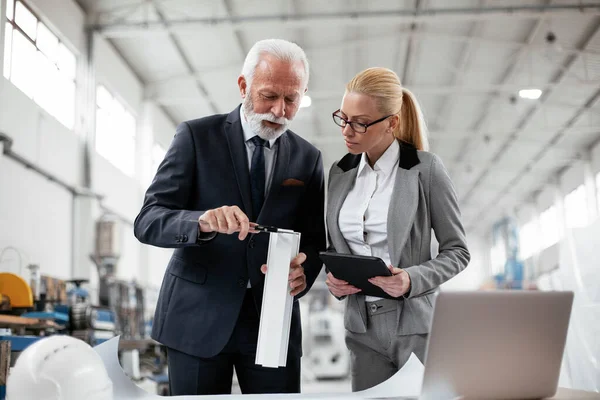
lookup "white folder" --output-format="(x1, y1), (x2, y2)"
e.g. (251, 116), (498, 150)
(255, 230), (301, 368)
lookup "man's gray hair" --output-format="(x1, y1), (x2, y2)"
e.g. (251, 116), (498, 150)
(241, 39), (309, 89)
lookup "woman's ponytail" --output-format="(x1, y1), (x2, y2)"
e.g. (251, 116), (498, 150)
(396, 88), (428, 151)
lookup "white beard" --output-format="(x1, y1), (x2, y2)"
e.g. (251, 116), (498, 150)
(242, 95), (290, 141)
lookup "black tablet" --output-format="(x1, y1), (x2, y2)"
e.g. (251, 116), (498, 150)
(318, 252), (395, 299)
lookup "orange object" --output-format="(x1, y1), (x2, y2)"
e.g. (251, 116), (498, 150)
(0, 273), (33, 308)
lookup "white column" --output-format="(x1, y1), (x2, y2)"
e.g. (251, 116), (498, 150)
(550, 177), (566, 241)
(71, 23), (97, 281)
(135, 100), (154, 288)
(136, 100), (155, 191)
(71, 195), (97, 280)
(582, 153), (598, 221)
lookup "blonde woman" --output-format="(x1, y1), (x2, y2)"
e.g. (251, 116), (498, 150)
(324, 67), (470, 391)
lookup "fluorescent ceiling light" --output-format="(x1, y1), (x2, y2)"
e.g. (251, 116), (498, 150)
(518, 89), (542, 100)
(300, 95), (312, 108)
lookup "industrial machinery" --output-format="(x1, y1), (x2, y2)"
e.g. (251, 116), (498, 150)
(0, 215), (167, 397)
(91, 214), (145, 341)
(302, 281), (350, 380)
(0, 273), (33, 314)
(0, 261), (117, 347)
(59, 279), (117, 346)
(307, 308), (350, 380)
(89, 214), (166, 387)
(491, 217), (525, 289)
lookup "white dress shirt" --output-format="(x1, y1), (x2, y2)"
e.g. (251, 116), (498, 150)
(240, 107), (278, 196)
(339, 140), (399, 301)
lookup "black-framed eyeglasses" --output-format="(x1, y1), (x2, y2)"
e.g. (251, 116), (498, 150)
(332, 109), (393, 133)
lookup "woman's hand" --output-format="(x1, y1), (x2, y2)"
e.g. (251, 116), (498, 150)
(368, 266), (411, 298)
(326, 272), (361, 297)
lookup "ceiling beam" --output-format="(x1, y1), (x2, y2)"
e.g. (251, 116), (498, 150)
(289, 0), (323, 139)
(451, 15), (548, 168)
(399, 0), (423, 85)
(149, 81), (600, 105)
(221, 0), (247, 61)
(465, 87), (600, 230)
(149, 0), (218, 114)
(142, 29), (600, 92)
(92, 3), (600, 37)
(433, 12), (483, 130)
(463, 20), (600, 230)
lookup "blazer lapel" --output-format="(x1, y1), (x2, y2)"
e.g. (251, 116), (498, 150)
(327, 167), (358, 255)
(224, 107), (253, 220)
(328, 165), (368, 331)
(387, 167), (420, 267)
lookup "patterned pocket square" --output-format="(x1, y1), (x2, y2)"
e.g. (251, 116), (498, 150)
(282, 178), (305, 187)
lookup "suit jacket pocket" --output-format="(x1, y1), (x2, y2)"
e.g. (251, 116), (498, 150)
(344, 295), (367, 334)
(168, 256), (207, 284)
(281, 178), (305, 187)
(396, 296), (434, 335)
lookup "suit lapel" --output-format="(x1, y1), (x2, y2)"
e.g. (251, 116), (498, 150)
(327, 167), (358, 255)
(387, 167), (420, 267)
(328, 165), (368, 330)
(259, 133), (290, 221)
(224, 107), (253, 220)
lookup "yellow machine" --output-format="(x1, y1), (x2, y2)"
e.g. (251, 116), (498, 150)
(0, 272), (33, 309)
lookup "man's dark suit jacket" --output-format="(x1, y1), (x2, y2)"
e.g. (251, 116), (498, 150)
(133, 105), (326, 359)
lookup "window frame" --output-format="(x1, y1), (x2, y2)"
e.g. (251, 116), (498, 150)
(564, 184), (588, 229)
(4, 0), (77, 129)
(539, 205), (559, 249)
(95, 84), (138, 177)
(519, 219), (539, 260)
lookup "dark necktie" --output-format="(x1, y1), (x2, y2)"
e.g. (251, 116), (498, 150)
(250, 136), (269, 219)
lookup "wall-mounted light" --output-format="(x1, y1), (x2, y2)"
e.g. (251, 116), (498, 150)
(518, 89), (542, 100)
(300, 95), (312, 108)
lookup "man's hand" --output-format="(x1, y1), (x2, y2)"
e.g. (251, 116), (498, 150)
(368, 266), (411, 298)
(198, 206), (258, 240)
(326, 272), (361, 297)
(260, 252), (308, 296)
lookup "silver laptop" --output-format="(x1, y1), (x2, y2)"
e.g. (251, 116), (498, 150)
(419, 290), (574, 400)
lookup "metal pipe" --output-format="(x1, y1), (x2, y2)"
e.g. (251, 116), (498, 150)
(92, 3), (600, 37)
(0, 132), (103, 200)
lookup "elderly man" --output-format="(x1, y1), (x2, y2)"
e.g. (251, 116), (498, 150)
(133, 39), (326, 395)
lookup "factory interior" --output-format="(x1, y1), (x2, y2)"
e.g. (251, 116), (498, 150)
(0, 0), (599, 399)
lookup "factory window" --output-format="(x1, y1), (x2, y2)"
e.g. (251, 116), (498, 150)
(596, 172), (600, 214)
(519, 219), (538, 260)
(490, 240), (506, 276)
(539, 206), (559, 249)
(564, 184), (588, 229)
(152, 143), (166, 174)
(3, 0), (77, 129)
(95, 85), (137, 177)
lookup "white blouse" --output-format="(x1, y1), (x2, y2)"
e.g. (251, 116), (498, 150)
(338, 140), (399, 301)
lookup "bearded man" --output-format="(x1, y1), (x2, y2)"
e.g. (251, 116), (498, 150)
(133, 39), (326, 395)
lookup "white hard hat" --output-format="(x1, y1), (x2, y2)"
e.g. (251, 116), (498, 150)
(6, 335), (113, 400)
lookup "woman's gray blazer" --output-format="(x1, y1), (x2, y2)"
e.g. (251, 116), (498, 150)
(326, 141), (470, 335)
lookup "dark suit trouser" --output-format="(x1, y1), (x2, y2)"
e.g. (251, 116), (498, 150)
(167, 289), (301, 395)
